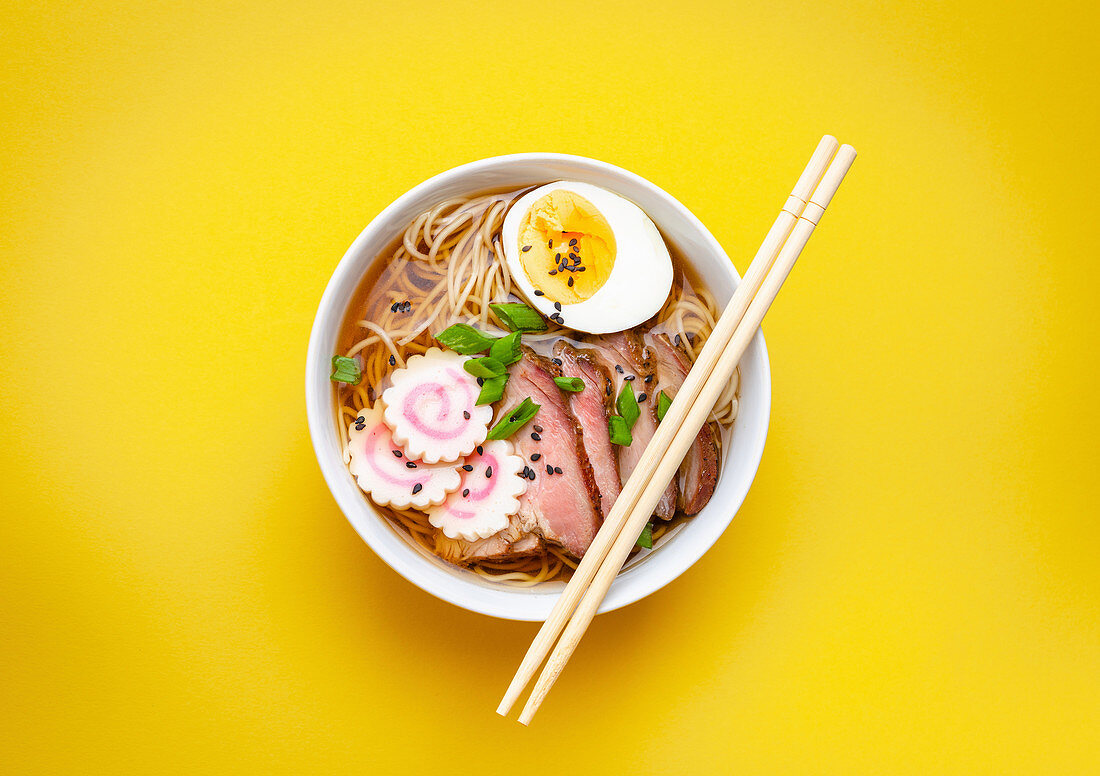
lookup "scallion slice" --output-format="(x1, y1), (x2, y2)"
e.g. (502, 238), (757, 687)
(476, 376), (507, 405)
(463, 356), (506, 379)
(487, 397), (541, 440)
(330, 355), (362, 385)
(553, 376), (584, 392)
(635, 522), (654, 549)
(608, 415), (633, 446)
(489, 331), (523, 366)
(490, 303), (548, 332)
(656, 390), (672, 422)
(616, 383), (640, 427)
(436, 323), (498, 354)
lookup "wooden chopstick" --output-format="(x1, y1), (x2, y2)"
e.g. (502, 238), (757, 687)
(515, 143), (857, 724)
(497, 136), (845, 719)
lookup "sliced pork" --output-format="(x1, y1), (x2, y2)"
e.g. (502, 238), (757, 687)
(496, 347), (603, 557)
(644, 332), (720, 515)
(553, 340), (622, 517)
(436, 514), (543, 565)
(582, 332), (678, 521)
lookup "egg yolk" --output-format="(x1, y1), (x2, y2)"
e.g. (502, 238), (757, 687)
(517, 190), (616, 305)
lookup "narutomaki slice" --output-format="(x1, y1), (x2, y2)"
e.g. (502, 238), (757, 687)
(348, 405), (461, 510)
(382, 347), (493, 463)
(426, 440), (528, 542)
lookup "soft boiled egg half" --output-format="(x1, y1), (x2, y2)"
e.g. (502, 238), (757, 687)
(501, 181), (673, 334)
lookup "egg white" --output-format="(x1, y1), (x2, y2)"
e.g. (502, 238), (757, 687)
(501, 181), (674, 335)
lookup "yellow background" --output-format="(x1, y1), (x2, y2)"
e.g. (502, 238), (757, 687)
(2, 0), (1098, 772)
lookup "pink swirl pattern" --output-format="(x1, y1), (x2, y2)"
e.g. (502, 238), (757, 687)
(382, 348), (493, 463)
(401, 366), (475, 440)
(347, 406), (461, 509)
(426, 440), (527, 541)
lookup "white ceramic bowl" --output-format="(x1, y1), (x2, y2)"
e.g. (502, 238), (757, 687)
(306, 154), (770, 621)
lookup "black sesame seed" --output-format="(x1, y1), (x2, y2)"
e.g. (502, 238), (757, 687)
(551, 358), (562, 366)
(554, 466), (562, 474)
(388, 355), (396, 366)
(577, 266), (586, 272)
(567, 277), (574, 287)
(462, 464), (473, 472)
(606, 382), (612, 396)
(463, 410), (470, 420)
(554, 302), (561, 311)
(638, 393), (648, 402)
(476, 445), (483, 455)
(531, 432), (541, 441)
(392, 449), (402, 457)
(674, 334), (682, 346)
(477, 377), (484, 386)
(527, 468), (536, 480)
(548, 239), (553, 248)
(555, 253), (561, 261)
(390, 303), (398, 312)
(549, 269), (557, 276)
(462, 488), (470, 497)
(406, 461), (417, 469)
(530, 453), (541, 461)
(533, 424), (543, 433)
(533, 290), (544, 296)
(569, 253), (578, 261)
(569, 238), (577, 246)
(485, 466), (493, 478)
(645, 374), (654, 383)
(521, 245), (532, 252)
(624, 375), (635, 381)
(615, 365), (624, 374)
(546, 464), (554, 475)
(412, 483), (423, 495)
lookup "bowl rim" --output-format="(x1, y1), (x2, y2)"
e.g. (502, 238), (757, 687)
(306, 152), (771, 620)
